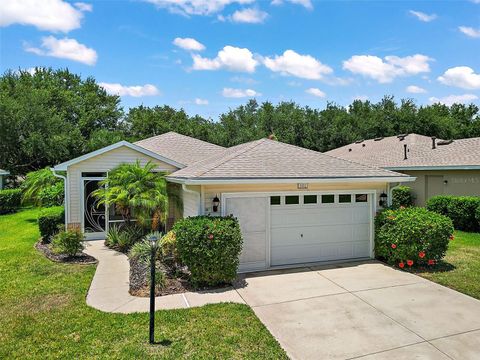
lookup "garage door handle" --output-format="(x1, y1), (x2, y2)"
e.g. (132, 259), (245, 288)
(300, 234), (303, 238)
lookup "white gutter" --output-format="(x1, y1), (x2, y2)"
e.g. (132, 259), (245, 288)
(51, 168), (68, 225)
(386, 165), (480, 171)
(182, 184), (202, 216)
(168, 176), (416, 186)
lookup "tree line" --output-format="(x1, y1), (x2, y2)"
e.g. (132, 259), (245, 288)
(1, 67), (479, 177)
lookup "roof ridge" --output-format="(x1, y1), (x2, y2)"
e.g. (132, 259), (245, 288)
(135, 131), (225, 149)
(193, 139), (267, 178)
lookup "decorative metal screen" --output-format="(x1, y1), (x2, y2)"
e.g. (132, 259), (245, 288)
(83, 179), (106, 234)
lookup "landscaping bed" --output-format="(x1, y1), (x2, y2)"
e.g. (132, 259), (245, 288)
(35, 240), (97, 265)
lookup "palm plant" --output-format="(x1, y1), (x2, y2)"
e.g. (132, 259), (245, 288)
(22, 168), (63, 206)
(92, 161), (169, 231)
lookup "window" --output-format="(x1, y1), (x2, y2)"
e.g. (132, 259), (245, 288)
(355, 194), (368, 203)
(285, 195), (299, 205)
(339, 194), (352, 203)
(304, 195), (317, 204)
(321, 194), (335, 203)
(82, 172), (106, 178)
(270, 196), (281, 205)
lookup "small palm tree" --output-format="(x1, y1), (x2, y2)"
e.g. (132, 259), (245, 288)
(93, 161), (169, 231)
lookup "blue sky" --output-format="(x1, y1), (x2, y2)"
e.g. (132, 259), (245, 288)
(1, 0), (480, 119)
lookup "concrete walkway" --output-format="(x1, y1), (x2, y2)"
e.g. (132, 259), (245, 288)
(83, 240), (244, 313)
(84, 241), (480, 359)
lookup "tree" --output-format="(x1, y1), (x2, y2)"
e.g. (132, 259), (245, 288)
(21, 168), (63, 207)
(92, 161), (169, 231)
(0, 68), (123, 176)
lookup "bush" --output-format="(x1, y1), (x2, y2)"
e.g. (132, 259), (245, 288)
(38, 206), (64, 241)
(391, 186), (414, 209)
(375, 207), (454, 268)
(22, 168), (63, 207)
(160, 230), (178, 264)
(426, 195), (480, 232)
(106, 223), (146, 252)
(52, 229), (84, 257)
(0, 189), (22, 214)
(174, 216), (243, 286)
(129, 232), (163, 264)
(37, 182), (64, 207)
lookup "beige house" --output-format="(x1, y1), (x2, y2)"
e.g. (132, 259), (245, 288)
(53, 132), (413, 272)
(325, 134), (480, 206)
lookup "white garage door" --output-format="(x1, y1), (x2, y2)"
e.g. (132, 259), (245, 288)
(224, 196), (268, 272)
(270, 193), (372, 266)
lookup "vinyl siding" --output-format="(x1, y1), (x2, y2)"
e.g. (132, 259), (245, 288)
(182, 185), (201, 218)
(67, 146), (178, 225)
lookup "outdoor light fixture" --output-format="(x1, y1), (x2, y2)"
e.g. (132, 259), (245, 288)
(212, 195), (220, 212)
(149, 234), (158, 344)
(379, 192), (388, 207)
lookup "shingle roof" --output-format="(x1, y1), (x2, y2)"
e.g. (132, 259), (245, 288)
(325, 134), (480, 169)
(168, 138), (408, 180)
(135, 132), (225, 166)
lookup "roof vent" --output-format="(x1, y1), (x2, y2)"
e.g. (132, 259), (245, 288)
(374, 137), (384, 141)
(437, 139), (454, 146)
(397, 134), (408, 141)
(431, 136), (437, 149)
(348, 148), (352, 152)
(403, 144), (408, 160)
(362, 144), (366, 147)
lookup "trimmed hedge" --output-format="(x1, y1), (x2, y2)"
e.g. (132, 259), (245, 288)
(52, 229), (84, 256)
(375, 207), (454, 268)
(426, 195), (480, 232)
(391, 186), (414, 209)
(38, 206), (65, 242)
(0, 189), (22, 214)
(174, 216), (243, 286)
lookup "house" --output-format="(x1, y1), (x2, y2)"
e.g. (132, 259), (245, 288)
(0, 169), (9, 189)
(52, 132), (413, 272)
(325, 134), (480, 206)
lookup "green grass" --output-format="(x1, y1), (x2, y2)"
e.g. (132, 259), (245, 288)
(0, 209), (287, 359)
(415, 231), (480, 300)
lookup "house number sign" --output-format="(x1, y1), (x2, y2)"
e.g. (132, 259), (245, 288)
(297, 183), (309, 189)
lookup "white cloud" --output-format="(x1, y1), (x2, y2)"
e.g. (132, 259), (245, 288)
(305, 88), (326, 98)
(100, 83), (160, 97)
(24, 36), (97, 65)
(173, 37), (205, 51)
(429, 94), (478, 106)
(194, 98), (209, 105)
(74, 2), (92, 12)
(230, 76), (257, 84)
(222, 87), (260, 98)
(459, 26), (480, 38)
(192, 45), (258, 72)
(143, 0), (254, 16)
(409, 10), (437, 22)
(229, 8), (268, 23)
(438, 66), (480, 90)
(263, 50), (332, 80)
(406, 85), (427, 94)
(343, 54), (432, 83)
(0, 0), (91, 32)
(271, 0), (313, 10)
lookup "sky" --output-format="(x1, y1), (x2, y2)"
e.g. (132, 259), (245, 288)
(1, 0), (480, 119)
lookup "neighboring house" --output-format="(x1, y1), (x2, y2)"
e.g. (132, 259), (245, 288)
(53, 131), (413, 272)
(0, 169), (9, 189)
(326, 134), (480, 206)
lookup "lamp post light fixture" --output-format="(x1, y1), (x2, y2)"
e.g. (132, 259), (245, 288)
(212, 195), (220, 212)
(149, 234), (159, 344)
(379, 192), (388, 208)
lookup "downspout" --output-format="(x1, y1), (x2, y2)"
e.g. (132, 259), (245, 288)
(51, 168), (68, 226)
(182, 184), (201, 216)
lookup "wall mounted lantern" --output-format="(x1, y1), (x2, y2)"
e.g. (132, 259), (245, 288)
(212, 195), (220, 212)
(379, 192), (388, 207)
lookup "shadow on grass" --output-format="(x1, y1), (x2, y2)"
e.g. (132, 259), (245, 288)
(152, 339), (172, 346)
(411, 261), (456, 274)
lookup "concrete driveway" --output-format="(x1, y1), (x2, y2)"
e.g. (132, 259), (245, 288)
(234, 261), (480, 360)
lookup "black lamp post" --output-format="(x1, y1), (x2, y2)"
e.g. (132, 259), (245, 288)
(379, 192), (388, 207)
(149, 234), (158, 344)
(212, 195), (220, 212)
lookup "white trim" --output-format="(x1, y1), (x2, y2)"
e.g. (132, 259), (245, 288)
(53, 141), (185, 171)
(81, 176), (107, 240)
(386, 165), (480, 171)
(51, 168), (68, 225)
(221, 189), (377, 272)
(168, 176), (415, 185)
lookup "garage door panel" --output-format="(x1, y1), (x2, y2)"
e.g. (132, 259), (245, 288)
(226, 197), (266, 232)
(271, 207), (357, 227)
(240, 231), (266, 263)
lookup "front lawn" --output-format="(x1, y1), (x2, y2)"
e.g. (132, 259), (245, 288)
(0, 209), (287, 359)
(415, 231), (480, 300)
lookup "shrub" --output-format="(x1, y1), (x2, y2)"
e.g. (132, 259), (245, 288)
(37, 182), (64, 207)
(160, 230), (178, 264)
(106, 223), (146, 252)
(426, 195), (480, 232)
(174, 216), (243, 286)
(375, 207), (454, 268)
(22, 168), (63, 207)
(38, 206), (64, 241)
(476, 206), (480, 229)
(0, 189), (22, 214)
(148, 267), (166, 290)
(391, 186), (414, 209)
(52, 229), (84, 257)
(129, 232), (163, 264)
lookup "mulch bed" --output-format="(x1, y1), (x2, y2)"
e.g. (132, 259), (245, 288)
(35, 240), (97, 265)
(129, 257), (229, 297)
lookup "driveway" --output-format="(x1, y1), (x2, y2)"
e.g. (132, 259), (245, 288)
(234, 261), (480, 360)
